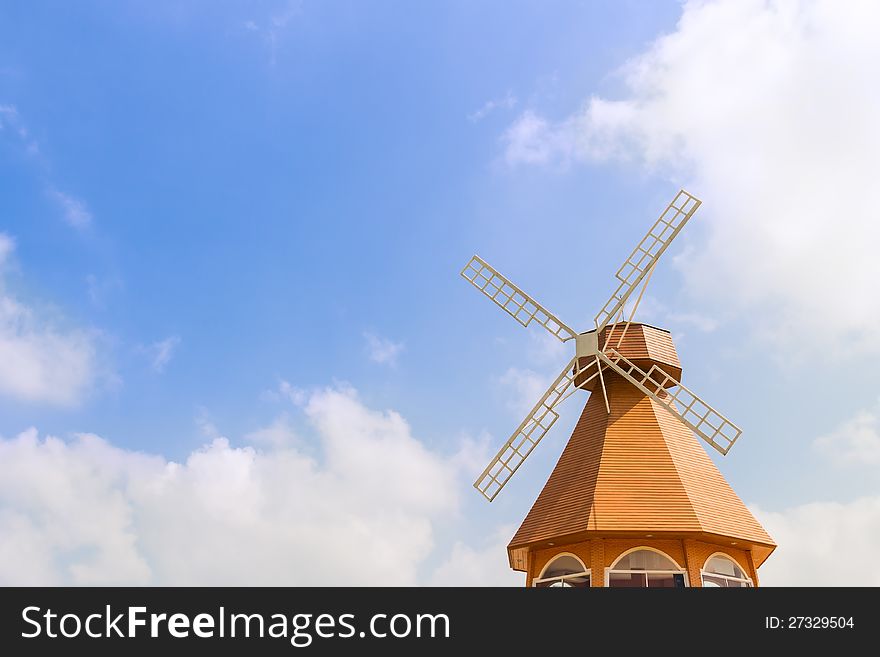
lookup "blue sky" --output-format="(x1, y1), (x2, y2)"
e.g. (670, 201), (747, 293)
(2, 1), (880, 585)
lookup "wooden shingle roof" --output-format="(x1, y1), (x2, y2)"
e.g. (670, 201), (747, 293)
(508, 374), (776, 568)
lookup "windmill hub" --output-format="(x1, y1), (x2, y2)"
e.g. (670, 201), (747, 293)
(574, 331), (599, 358)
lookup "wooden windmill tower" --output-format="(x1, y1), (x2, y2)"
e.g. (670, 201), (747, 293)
(461, 190), (775, 588)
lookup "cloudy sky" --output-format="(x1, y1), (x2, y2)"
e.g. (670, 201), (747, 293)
(1, 0), (879, 586)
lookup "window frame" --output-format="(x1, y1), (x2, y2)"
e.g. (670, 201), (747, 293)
(700, 553), (753, 588)
(605, 547), (689, 588)
(533, 553), (591, 588)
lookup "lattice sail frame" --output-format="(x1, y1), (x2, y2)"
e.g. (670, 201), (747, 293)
(597, 348), (741, 455)
(461, 255), (577, 342)
(594, 190), (701, 332)
(474, 358), (600, 501)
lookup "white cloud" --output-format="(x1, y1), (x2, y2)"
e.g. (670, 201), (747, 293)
(279, 379), (307, 405)
(144, 336), (180, 373)
(244, 414), (299, 448)
(0, 429), (156, 585)
(429, 525), (521, 586)
(0, 235), (98, 406)
(498, 367), (549, 417)
(503, 0), (880, 357)
(525, 330), (569, 366)
(503, 110), (572, 166)
(364, 332), (405, 366)
(753, 497), (880, 586)
(260, 379), (307, 405)
(0, 385), (486, 585)
(447, 430), (494, 478)
(814, 401), (880, 467)
(468, 92), (517, 123)
(49, 189), (92, 229)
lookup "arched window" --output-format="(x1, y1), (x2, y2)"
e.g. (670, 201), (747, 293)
(533, 554), (590, 588)
(701, 554), (753, 588)
(607, 548), (687, 588)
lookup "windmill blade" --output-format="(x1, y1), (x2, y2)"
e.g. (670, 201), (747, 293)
(474, 357), (591, 501)
(461, 255), (577, 342)
(597, 348), (741, 455)
(594, 190), (701, 332)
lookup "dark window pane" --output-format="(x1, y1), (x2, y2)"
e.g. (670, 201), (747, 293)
(609, 572), (646, 588)
(647, 573), (675, 588)
(566, 575), (590, 588)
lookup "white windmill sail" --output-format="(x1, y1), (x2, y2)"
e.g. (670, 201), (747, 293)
(597, 349), (741, 455)
(461, 255), (577, 342)
(473, 358), (599, 501)
(593, 190), (701, 332)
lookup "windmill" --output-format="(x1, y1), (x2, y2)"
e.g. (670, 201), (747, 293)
(460, 190), (775, 587)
